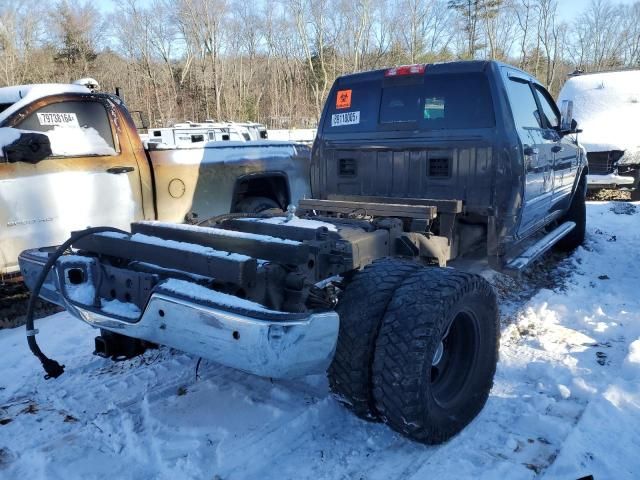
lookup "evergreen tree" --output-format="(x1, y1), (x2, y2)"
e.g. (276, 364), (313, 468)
(448, 0), (503, 58)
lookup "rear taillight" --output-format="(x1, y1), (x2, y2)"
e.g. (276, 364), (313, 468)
(384, 64), (426, 77)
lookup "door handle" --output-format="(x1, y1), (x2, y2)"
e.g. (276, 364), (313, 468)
(551, 145), (562, 153)
(106, 166), (135, 174)
(523, 146), (539, 156)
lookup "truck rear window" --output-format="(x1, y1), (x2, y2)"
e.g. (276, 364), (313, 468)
(326, 72), (494, 132)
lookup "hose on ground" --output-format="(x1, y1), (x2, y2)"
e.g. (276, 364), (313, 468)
(26, 226), (128, 379)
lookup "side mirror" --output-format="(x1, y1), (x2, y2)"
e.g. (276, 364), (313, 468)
(3, 132), (52, 164)
(560, 100), (574, 131)
(571, 118), (579, 132)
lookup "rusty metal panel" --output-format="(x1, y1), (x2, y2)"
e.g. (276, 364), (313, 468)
(131, 221), (311, 265)
(298, 199), (436, 219)
(147, 142), (311, 223)
(73, 233), (257, 286)
(327, 194), (463, 213)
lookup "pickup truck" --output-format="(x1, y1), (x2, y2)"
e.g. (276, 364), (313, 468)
(20, 61), (587, 444)
(0, 83), (310, 277)
(558, 69), (640, 198)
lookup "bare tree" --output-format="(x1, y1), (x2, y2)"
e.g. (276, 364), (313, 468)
(3, 0), (640, 127)
(569, 0), (625, 71)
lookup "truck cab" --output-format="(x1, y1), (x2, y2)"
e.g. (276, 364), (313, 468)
(312, 60), (586, 270)
(0, 85), (151, 277)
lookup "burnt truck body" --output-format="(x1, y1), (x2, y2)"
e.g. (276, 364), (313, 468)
(20, 61), (587, 444)
(0, 85), (310, 277)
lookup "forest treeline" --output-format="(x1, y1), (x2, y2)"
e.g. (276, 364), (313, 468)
(1, 0), (639, 128)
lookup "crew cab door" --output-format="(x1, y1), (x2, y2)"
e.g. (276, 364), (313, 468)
(503, 70), (554, 237)
(531, 83), (580, 211)
(0, 95), (144, 274)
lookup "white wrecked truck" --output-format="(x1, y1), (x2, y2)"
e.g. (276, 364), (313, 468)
(0, 82), (310, 277)
(558, 69), (640, 198)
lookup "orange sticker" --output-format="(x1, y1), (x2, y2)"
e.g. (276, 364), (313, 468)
(336, 89), (352, 109)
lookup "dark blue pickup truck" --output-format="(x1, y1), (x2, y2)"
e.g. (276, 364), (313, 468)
(19, 60), (587, 445)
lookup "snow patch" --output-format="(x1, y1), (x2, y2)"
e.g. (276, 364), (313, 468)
(1, 202), (640, 478)
(0, 125), (116, 158)
(148, 141), (303, 163)
(101, 298), (141, 320)
(138, 221), (301, 246)
(97, 232), (252, 263)
(0, 84), (90, 124)
(45, 125), (116, 157)
(160, 278), (274, 313)
(0, 127), (20, 155)
(242, 215), (338, 232)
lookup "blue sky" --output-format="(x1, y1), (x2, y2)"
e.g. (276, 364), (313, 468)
(557, 0), (637, 20)
(92, 0), (638, 20)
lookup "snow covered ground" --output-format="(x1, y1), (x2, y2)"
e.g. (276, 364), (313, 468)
(1, 201), (639, 480)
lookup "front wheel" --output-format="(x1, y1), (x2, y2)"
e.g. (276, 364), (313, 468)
(372, 268), (499, 444)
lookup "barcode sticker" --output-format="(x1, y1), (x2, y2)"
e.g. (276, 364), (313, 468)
(37, 112), (80, 127)
(331, 111), (360, 127)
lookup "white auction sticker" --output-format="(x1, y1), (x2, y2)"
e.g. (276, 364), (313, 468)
(331, 111), (360, 127)
(37, 112), (80, 127)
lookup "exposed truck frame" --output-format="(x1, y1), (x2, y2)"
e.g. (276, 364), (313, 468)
(20, 60), (587, 444)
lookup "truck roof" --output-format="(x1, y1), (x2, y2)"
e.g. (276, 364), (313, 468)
(333, 60), (522, 84)
(0, 84), (90, 123)
(0, 84), (90, 105)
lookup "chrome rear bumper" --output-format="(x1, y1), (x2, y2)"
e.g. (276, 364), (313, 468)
(18, 249), (339, 379)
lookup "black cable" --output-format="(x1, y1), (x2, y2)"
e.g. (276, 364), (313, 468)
(196, 210), (283, 227)
(25, 226), (128, 379)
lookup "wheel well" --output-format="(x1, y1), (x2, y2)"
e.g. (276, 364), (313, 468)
(232, 173), (290, 211)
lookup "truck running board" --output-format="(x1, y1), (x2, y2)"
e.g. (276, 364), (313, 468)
(504, 221), (576, 274)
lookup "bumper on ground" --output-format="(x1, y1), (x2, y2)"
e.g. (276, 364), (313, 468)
(18, 250), (339, 379)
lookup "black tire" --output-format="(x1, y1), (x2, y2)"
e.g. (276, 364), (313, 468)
(555, 176), (586, 251)
(235, 196), (281, 214)
(372, 268), (499, 444)
(328, 258), (421, 419)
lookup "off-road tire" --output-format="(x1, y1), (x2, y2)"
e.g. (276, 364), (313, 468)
(236, 196), (281, 214)
(372, 268), (499, 444)
(555, 176), (586, 251)
(328, 258), (421, 419)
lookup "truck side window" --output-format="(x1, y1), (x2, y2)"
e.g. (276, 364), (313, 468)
(533, 85), (560, 129)
(506, 78), (541, 129)
(16, 100), (117, 158)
